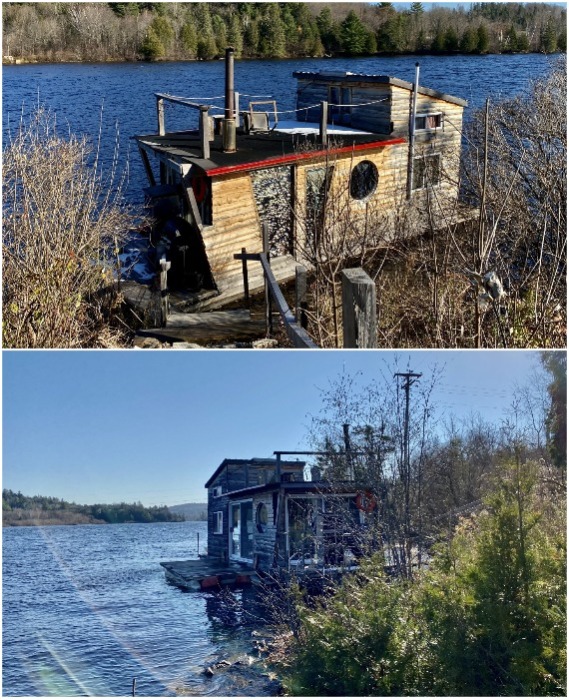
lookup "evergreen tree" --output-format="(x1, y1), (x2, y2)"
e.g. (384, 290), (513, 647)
(517, 31), (530, 52)
(540, 19), (558, 53)
(227, 13), (244, 58)
(460, 27), (478, 53)
(282, 5), (299, 53)
(258, 3), (286, 58)
(416, 28), (429, 51)
(180, 17), (197, 58)
(476, 23), (490, 53)
(212, 14), (228, 55)
(444, 26), (459, 52)
(378, 14), (408, 53)
(140, 26), (164, 60)
(317, 7), (342, 55)
(431, 28), (446, 53)
(150, 15), (173, 52)
(410, 2), (424, 18)
(244, 17), (260, 57)
(365, 30), (378, 55)
(341, 10), (369, 56)
(194, 3), (217, 59)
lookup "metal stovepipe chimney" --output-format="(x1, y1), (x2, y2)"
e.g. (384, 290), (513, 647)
(223, 47), (236, 153)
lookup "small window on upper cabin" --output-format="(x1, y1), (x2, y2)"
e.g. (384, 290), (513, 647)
(415, 113), (442, 131)
(212, 486), (223, 498)
(213, 511), (223, 534)
(413, 153), (442, 190)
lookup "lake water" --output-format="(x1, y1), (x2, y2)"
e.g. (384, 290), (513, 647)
(3, 54), (560, 207)
(3, 521), (270, 696)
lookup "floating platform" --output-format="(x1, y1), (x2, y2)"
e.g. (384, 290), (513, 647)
(160, 558), (259, 592)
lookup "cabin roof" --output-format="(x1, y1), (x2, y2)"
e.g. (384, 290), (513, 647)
(205, 457), (306, 488)
(219, 480), (363, 500)
(293, 71), (468, 107)
(134, 130), (405, 177)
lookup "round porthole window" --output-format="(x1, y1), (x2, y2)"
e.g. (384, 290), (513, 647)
(256, 503), (268, 532)
(350, 160), (379, 200)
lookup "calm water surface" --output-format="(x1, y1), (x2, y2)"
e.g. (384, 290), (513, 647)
(3, 54), (559, 206)
(3, 521), (265, 696)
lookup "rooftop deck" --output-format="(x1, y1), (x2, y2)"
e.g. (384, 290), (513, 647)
(134, 127), (404, 176)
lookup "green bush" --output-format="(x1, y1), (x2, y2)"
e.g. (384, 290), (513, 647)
(282, 460), (566, 696)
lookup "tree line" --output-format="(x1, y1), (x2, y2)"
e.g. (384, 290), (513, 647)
(265, 352), (566, 695)
(2, 489), (185, 526)
(3, 2), (566, 63)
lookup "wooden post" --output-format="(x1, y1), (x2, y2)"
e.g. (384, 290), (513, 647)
(295, 264), (308, 329)
(159, 258), (171, 327)
(199, 106), (210, 160)
(183, 184), (203, 231)
(131, 678), (136, 697)
(137, 144), (156, 187)
(262, 223), (273, 335)
(234, 91), (240, 127)
(197, 532), (200, 556)
(156, 96), (165, 136)
(406, 62), (420, 200)
(341, 267), (377, 348)
(320, 100), (328, 147)
(241, 247), (250, 308)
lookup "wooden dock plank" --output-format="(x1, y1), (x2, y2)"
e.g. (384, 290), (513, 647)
(160, 558), (259, 591)
(138, 309), (265, 344)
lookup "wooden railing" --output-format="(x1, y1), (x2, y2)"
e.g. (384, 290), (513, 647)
(154, 93), (212, 158)
(234, 249), (317, 349)
(234, 224), (378, 349)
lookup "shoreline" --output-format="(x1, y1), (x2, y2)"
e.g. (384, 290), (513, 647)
(3, 49), (560, 67)
(3, 518), (207, 527)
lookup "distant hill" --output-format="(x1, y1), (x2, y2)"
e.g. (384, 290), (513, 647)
(3, 489), (184, 526)
(168, 503), (207, 521)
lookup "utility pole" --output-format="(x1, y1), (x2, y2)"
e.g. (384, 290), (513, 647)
(394, 371), (422, 578)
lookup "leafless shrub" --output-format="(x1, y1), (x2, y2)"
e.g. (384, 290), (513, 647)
(459, 59), (567, 348)
(3, 107), (136, 348)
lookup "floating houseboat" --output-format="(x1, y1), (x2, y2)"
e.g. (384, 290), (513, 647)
(161, 451), (381, 591)
(133, 49), (468, 314)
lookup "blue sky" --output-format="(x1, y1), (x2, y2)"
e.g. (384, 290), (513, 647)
(3, 350), (543, 507)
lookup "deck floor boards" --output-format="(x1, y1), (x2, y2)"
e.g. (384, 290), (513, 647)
(137, 309), (265, 344)
(160, 558), (258, 591)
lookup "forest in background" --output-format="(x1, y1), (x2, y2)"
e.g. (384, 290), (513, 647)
(3, 2), (566, 63)
(2, 488), (187, 526)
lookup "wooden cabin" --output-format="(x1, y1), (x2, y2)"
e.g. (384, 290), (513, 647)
(133, 53), (468, 310)
(205, 456), (377, 573)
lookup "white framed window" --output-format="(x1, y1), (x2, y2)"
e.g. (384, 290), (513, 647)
(414, 113), (443, 131)
(413, 153), (442, 190)
(212, 486), (223, 498)
(213, 511), (223, 534)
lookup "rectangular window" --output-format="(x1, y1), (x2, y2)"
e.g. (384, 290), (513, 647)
(415, 113), (442, 131)
(413, 153), (441, 190)
(213, 511), (223, 534)
(212, 486), (223, 498)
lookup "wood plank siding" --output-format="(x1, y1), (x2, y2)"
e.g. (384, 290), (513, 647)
(205, 459), (305, 570)
(206, 173), (263, 288)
